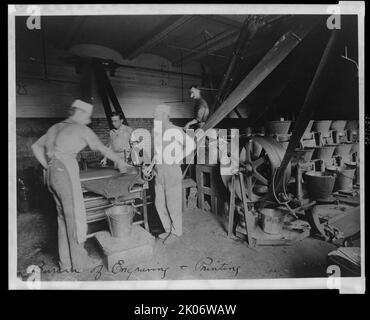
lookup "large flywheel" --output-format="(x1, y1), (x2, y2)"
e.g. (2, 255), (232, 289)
(221, 136), (291, 202)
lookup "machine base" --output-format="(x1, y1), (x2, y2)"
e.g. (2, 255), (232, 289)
(236, 224), (310, 247)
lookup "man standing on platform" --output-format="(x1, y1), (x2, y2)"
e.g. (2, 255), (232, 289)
(184, 85), (210, 130)
(32, 99), (128, 272)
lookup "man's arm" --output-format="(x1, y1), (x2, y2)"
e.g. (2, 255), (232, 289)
(84, 127), (124, 165)
(31, 135), (48, 169)
(196, 102), (209, 123)
(101, 144), (111, 164)
(101, 131), (113, 164)
(184, 119), (199, 129)
(142, 153), (157, 177)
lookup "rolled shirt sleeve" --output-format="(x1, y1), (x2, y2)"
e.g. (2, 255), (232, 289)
(35, 125), (57, 157)
(34, 134), (47, 148)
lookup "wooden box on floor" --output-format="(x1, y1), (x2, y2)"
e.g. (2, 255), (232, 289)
(182, 178), (197, 210)
(95, 226), (155, 271)
(195, 164), (225, 216)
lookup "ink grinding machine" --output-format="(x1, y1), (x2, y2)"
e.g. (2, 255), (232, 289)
(79, 165), (150, 238)
(219, 119), (360, 247)
(79, 165), (156, 269)
(312, 120), (358, 166)
(220, 133), (313, 247)
(293, 120), (360, 242)
(265, 119), (293, 151)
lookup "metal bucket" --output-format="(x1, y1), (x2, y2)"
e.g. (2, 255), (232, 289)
(302, 120), (314, 139)
(350, 142), (359, 155)
(326, 166), (355, 191)
(312, 145), (336, 160)
(260, 208), (285, 235)
(277, 134), (290, 150)
(334, 143), (352, 158)
(331, 120), (347, 132)
(253, 126), (266, 136)
(305, 171), (336, 201)
(313, 120), (332, 136)
(245, 127), (253, 136)
(266, 121), (292, 135)
(280, 141), (290, 150)
(345, 120), (359, 131)
(294, 148), (314, 162)
(105, 205), (134, 238)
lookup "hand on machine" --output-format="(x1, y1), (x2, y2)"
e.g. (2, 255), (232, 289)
(142, 162), (155, 181)
(117, 159), (130, 173)
(100, 157), (107, 167)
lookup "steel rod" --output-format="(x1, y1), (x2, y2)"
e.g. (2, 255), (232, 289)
(92, 58), (114, 129)
(99, 62), (128, 125)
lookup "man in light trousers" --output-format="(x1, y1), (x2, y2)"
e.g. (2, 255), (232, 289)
(144, 104), (195, 245)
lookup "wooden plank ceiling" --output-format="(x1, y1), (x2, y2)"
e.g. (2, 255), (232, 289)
(16, 14), (286, 71)
(15, 15), (359, 120)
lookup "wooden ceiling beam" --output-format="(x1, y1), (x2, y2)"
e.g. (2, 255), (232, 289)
(172, 29), (239, 66)
(173, 16), (287, 67)
(125, 15), (194, 60)
(201, 16), (321, 132)
(206, 15), (244, 29)
(60, 16), (87, 50)
(206, 15), (286, 30)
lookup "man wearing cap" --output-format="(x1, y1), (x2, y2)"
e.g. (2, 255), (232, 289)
(143, 104), (195, 244)
(100, 112), (134, 168)
(184, 85), (210, 130)
(31, 99), (127, 272)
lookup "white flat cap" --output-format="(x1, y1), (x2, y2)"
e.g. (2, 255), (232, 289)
(72, 99), (93, 114)
(154, 104), (170, 117)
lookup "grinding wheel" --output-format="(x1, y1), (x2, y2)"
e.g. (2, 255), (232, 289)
(221, 136), (291, 202)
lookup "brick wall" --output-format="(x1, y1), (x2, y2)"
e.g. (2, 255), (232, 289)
(16, 117), (189, 171)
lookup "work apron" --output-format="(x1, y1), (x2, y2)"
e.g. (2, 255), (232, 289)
(48, 151), (87, 244)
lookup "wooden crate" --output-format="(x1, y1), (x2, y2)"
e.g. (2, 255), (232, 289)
(95, 226), (155, 271)
(195, 164), (224, 215)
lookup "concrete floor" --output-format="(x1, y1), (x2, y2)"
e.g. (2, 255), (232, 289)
(16, 207), (338, 282)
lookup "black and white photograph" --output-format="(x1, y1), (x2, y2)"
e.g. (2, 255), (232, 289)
(8, 3), (365, 293)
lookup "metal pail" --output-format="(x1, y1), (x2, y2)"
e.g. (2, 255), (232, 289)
(105, 205), (134, 237)
(260, 208), (285, 235)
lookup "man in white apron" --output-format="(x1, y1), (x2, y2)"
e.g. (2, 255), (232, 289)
(32, 100), (128, 272)
(144, 104), (195, 245)
(101, 112), (133, 168)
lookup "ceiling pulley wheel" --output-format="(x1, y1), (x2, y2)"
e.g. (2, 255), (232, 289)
(221, 136), (291, 202)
